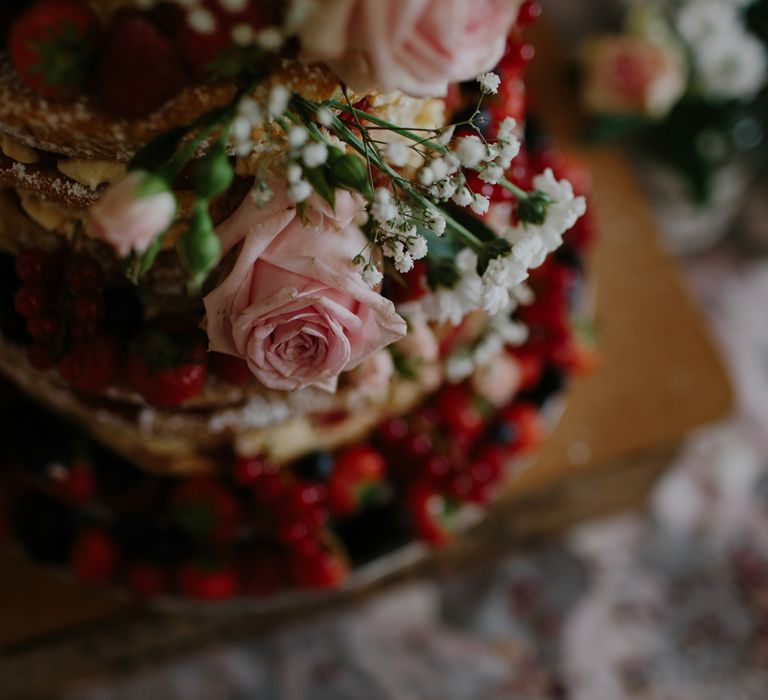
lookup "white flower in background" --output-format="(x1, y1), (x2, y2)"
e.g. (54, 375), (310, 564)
(407, 235), (428, 260)
(452, 186), (473, 207)
(456, 135), (486, 168)
(480, 255), (528, 316)
(426, 208), (446, 236)
(288, 125), (309, 148)
(470, 193), (490, 215)
(677, 0), (767, 101)
(479, 163), (504, 185)
(267, 84), (290, 117)
(371, 188), (398, 223)
(414, 248), (482, 326)
(302, 141), (329, 167)
(477, 71), (501, 95)
(287, 179), (312, 203)
(385, 141), (411, 167)
(360, 262), (384, 288)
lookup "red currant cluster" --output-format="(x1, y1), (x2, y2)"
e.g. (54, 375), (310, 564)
(13, 248), (120, 391)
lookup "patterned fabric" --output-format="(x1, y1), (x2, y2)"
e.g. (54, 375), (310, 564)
(67, 253), (768, 699)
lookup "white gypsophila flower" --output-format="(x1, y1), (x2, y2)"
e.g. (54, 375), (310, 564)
(446, 352), (476, 382)
(407, 235), (428, 260)
(256, 27), (284, 51)
(473, 332), (504, 368)
(267, 84), (290, 117)
(456, 135), (486, 168)
(416, 248), (482, 325)
(677, 0), (767, 101)
(496, 140), (522, 169)
(251, 182), (273, 207)
(436, 125), (456, 145)
(231, 23), (253, 46)
(418, 166), (436, 186)
(431, 177), (458, 200)
(302, 141), (328, 167)
(361, 263), (383, 288)
(497, 117), (518, 143)
(480, 255), (528, 316)
(287, 179), (312, 203)
(286, 162), (303, 183)
(470, 194), (490, 215)
(492, 315), (529, 346)
(479, 163), (504, 185)
(430, 157), (450, 181)
(426, 208), (446, 236)
(371, 188), (398, 223)
(392, 245), (414, 274)
(385, 141), (411, 167)
(452, 187), (473, 207)
(316, 107), (334, 127)
(189, 7), (216, 33)
(477, 71), (501, 95)
(288, 125), (309, 148)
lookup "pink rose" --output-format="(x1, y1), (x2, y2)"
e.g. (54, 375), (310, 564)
(299, 0), (522, 97)
(87, 171), (176, 258)
(582, 35), (686, 118)
(203, 176), (406, 392)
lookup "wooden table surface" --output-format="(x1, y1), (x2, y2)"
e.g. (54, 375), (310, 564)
(0, 21), (734, 699)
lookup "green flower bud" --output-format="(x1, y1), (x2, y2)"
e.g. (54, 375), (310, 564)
(327, 150), (370, 196)
(195, 140), (234, 199)
(517, 190), (551, 226)
(179, 200), (221, 288)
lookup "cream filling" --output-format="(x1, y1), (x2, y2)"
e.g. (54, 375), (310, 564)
(57, 158), (126, 191)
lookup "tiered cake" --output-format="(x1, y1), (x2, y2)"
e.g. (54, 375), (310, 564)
(0, 0), (595, 600)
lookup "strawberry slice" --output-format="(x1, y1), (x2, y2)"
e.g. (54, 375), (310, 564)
(126, 324), (207, 408)
(97, 10), (185, 118)
(9, 0), (100, 100)
(406, 481), (459, 546)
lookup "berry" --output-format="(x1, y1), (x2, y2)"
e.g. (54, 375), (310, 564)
(210, 352), (252, 386)
(14, 285), (47, 319)
(97, 10), (185, 118)
(251, 471), (287, 505)
(289, 547), (347, 590)
(26, 313), (60, 343)
(406, 481), (457, 546)
(327, 445), (387, 517)
(387, 260), (428, 304)
(280, 483), (327, 520)
(498, 41), (535, 73)
(9, 0), (99, 100)
(177, 560), (239, 600)
(377, 417), (409, 445)
(58, 334), (118, 392)
(233, 454), (272, 487)
(126, 327), (207, 408)
(15, 249), (54, 284)
(497, 403), (542, 454)
(170, 478), (241, 544)
(72, 527), (117, 584)
(240, 548), (283, 598)
(65, 255), (103, 296)
(516, 0), (542, 26)
(125, 561), (167, 599)
(436, 384), (489, 446)
(176, 0), (274, 80)
(73, 296), (104, 325)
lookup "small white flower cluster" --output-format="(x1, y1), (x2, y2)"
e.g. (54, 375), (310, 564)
(230, 84), (290, 158)
(477, 71), (501, 95)
(411, 169), (585, 326)
(676, 0), (767, 101)
(368, 189), (429, 276)
(446, 313), (530, 382)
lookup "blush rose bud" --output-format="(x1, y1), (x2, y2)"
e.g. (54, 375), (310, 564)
(195, 139), (234, 199)
(179, 200), (221, 292)
(87, 171), (176, 258)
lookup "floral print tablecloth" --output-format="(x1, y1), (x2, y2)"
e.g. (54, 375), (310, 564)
(65, 251), (768, 700)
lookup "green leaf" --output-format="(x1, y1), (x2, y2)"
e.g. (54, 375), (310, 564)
(476, 239), (512, 277)
(517, 190), (551, 225)
(586, 114), (651, 142)
(304, 166), (336, 210)
(129, 126), (188, 173)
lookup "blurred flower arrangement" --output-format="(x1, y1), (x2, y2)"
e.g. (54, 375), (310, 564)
(581, 0), (768, 204)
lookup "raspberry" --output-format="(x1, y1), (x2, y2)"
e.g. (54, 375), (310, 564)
(73, 296), (104, 325)
(15, 249), (54, 284)
(97, 11), (185, 118)
(14, 285), (47, 319)
(72, 528), (117, 584)
(58, 334), (118, 393)
(26, 314), (60, 343)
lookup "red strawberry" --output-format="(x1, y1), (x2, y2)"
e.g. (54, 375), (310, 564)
(327, 445), (387, 517)
(170, 478), (241, 544)
(177, 560), (239, 600)
(406, 481), (458, 546)
(58, 334), (118, 392)
(176, 0), (274, 80)
(9, 0), (99, 100)
(72, 527), (117, 584)
(96, 10), (185, 118)
(289, 546), (347, 590)
(436, 383), (490, 447)
(126, 326), (207, 408)
(497, 403), (541, 454)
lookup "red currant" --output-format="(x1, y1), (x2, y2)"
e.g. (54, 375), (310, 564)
(65, 255), (104, 296)
(26, 314), (60, 343)
(233, 455), (273, 487)
(73, 296), (104, 325)
(177, 562), (239, 600)
(15, 249), (53, 284)
(14, 285), (47, 318)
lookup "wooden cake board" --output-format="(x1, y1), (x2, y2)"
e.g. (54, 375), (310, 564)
(0, 22), (733, 699)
